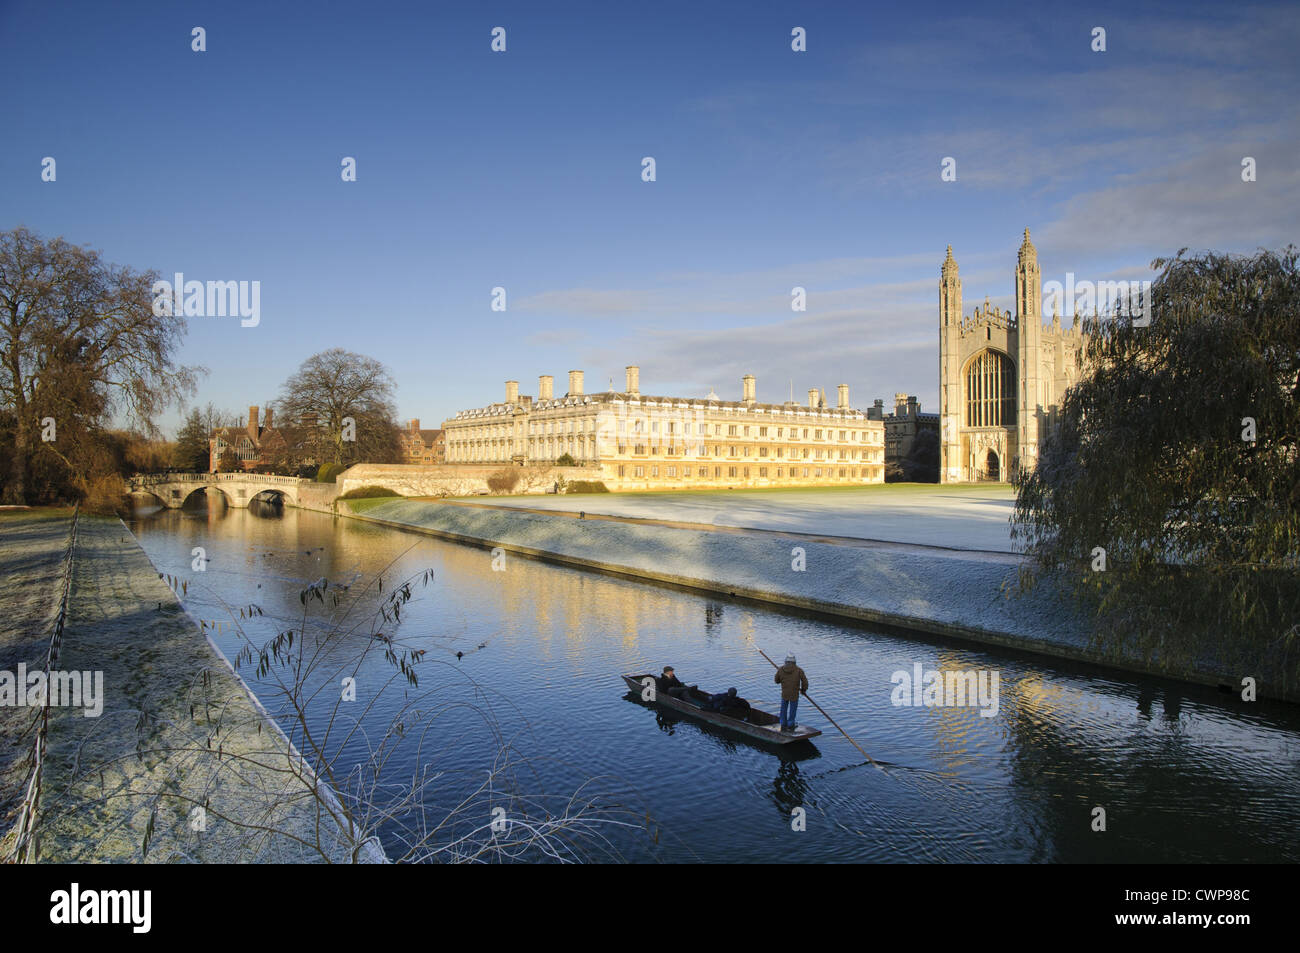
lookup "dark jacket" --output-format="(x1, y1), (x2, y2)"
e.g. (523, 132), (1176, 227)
(774, 662), (808, 701)
(656, 673), (684, 694)
(704, 690), (750, 713)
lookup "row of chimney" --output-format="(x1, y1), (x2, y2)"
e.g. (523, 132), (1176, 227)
(503, 368), (853, 409)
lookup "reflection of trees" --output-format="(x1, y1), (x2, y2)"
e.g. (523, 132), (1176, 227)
(1001, 675), (1295, 862)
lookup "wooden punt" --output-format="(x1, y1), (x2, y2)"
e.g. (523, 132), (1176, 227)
(621, 674), (821, 745)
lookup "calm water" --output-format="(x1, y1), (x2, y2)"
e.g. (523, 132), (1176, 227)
(126, 499), (1300, 863)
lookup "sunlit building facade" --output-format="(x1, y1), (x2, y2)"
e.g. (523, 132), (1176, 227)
(939, 230), (1088, 482)
(443, 368), (885, 490)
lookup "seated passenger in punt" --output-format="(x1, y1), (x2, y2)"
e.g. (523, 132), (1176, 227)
(656, 666), (692, 699)
(703, 687), (751, 715)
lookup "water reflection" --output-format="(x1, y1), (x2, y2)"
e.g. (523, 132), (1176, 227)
(124, 504), (1300, 863)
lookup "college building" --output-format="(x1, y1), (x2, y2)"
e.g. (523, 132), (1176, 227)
(443, 368), (885, 490)
(869, 393), (940, 475)
(399, 419), (445, 465)
(939, 230), (1088, 482)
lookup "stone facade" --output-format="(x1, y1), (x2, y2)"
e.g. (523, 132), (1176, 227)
(869, 393), (940, 472)
(337, 463), (599, 498)
(939, 230), (1087, 483)
(442, 368), (885, 490)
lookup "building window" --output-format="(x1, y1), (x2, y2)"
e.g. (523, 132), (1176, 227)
(634, 466), (644, 477)
(651, 466), (659, 477)
(667, 466), (676, 477)
(728, 467), (737, 477)
(965, 349), (1016, 427)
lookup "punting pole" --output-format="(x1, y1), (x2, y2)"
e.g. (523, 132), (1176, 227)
(758, 648), (884, 772)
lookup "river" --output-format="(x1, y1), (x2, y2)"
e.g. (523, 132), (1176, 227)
(125, 498), (1300, 863)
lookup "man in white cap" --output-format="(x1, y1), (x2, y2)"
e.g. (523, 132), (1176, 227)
(774, 653), (809, 732)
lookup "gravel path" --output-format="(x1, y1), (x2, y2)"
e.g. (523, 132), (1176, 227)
(2, 511), (382, 863)
(0, 510), (71, 844)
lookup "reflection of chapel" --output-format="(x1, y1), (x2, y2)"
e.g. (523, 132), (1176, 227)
(938, 230), (1087, 483)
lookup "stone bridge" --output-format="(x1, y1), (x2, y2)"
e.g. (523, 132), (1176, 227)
(126, 472), (306, 508)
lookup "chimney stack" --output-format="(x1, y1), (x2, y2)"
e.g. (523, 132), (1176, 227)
(625, 365), (640, 395)
(539, 375), (554, 400)
(837, 384), (849, 409)
(742, 374), (756, 404)
(506, 380), (519, 403)
(808, 388), (819, 409)
(264, 407), (273, 430)
(895, 392), (908, 416)
(568, 370), (584, 396)
(247, 405), (259, 440)
(409, 418), (420, 432)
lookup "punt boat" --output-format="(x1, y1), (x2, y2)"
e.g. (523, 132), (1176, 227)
(621, 674), (822, 745)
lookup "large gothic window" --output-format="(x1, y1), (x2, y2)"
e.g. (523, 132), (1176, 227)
(965, 350), (1016, 428)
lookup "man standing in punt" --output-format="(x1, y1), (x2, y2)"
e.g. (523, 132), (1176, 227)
(774, 653), (809, 732)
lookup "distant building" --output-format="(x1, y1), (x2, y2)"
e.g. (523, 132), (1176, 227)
(868, 393), (939, 472)
(939, 230), (1089, 482)
(399, 419), (445, 464)
(209, 405), (314, 471)
(443, 367), (885, 490)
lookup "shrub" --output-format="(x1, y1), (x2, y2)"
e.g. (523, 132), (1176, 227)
(317, 462), (344, 483)
(337, 485), (400, 500)
(81, 473), (128, 516)
(486, 469), (521, 494)
(555, 453), (577, 467)
(564, 480), (608, 494)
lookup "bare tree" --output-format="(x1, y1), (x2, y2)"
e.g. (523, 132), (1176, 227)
(274, 349), (401, 467)
(0, 227), (199, 503)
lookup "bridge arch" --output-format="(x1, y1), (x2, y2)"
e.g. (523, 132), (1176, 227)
(181, 485), (231, 508)
(126, 488), (169, 509)
(125, 473), (305, 509)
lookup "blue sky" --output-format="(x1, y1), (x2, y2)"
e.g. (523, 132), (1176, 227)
(2, 0), (1297, 435)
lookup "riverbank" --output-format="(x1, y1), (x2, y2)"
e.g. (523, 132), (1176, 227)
(0, 509), (384, 862)
(337, 496), (1287, 702)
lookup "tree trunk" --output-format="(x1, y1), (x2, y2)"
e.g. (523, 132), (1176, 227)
(5, 418), (28, 504)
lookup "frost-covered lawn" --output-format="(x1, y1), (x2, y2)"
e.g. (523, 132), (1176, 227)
(454, 483), (1020, 552)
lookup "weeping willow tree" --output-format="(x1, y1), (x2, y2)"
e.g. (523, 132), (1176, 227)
(1012, 246), (1300, 689)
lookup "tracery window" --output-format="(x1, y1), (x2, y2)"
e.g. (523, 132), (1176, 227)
(965, 350), (1016, 428)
